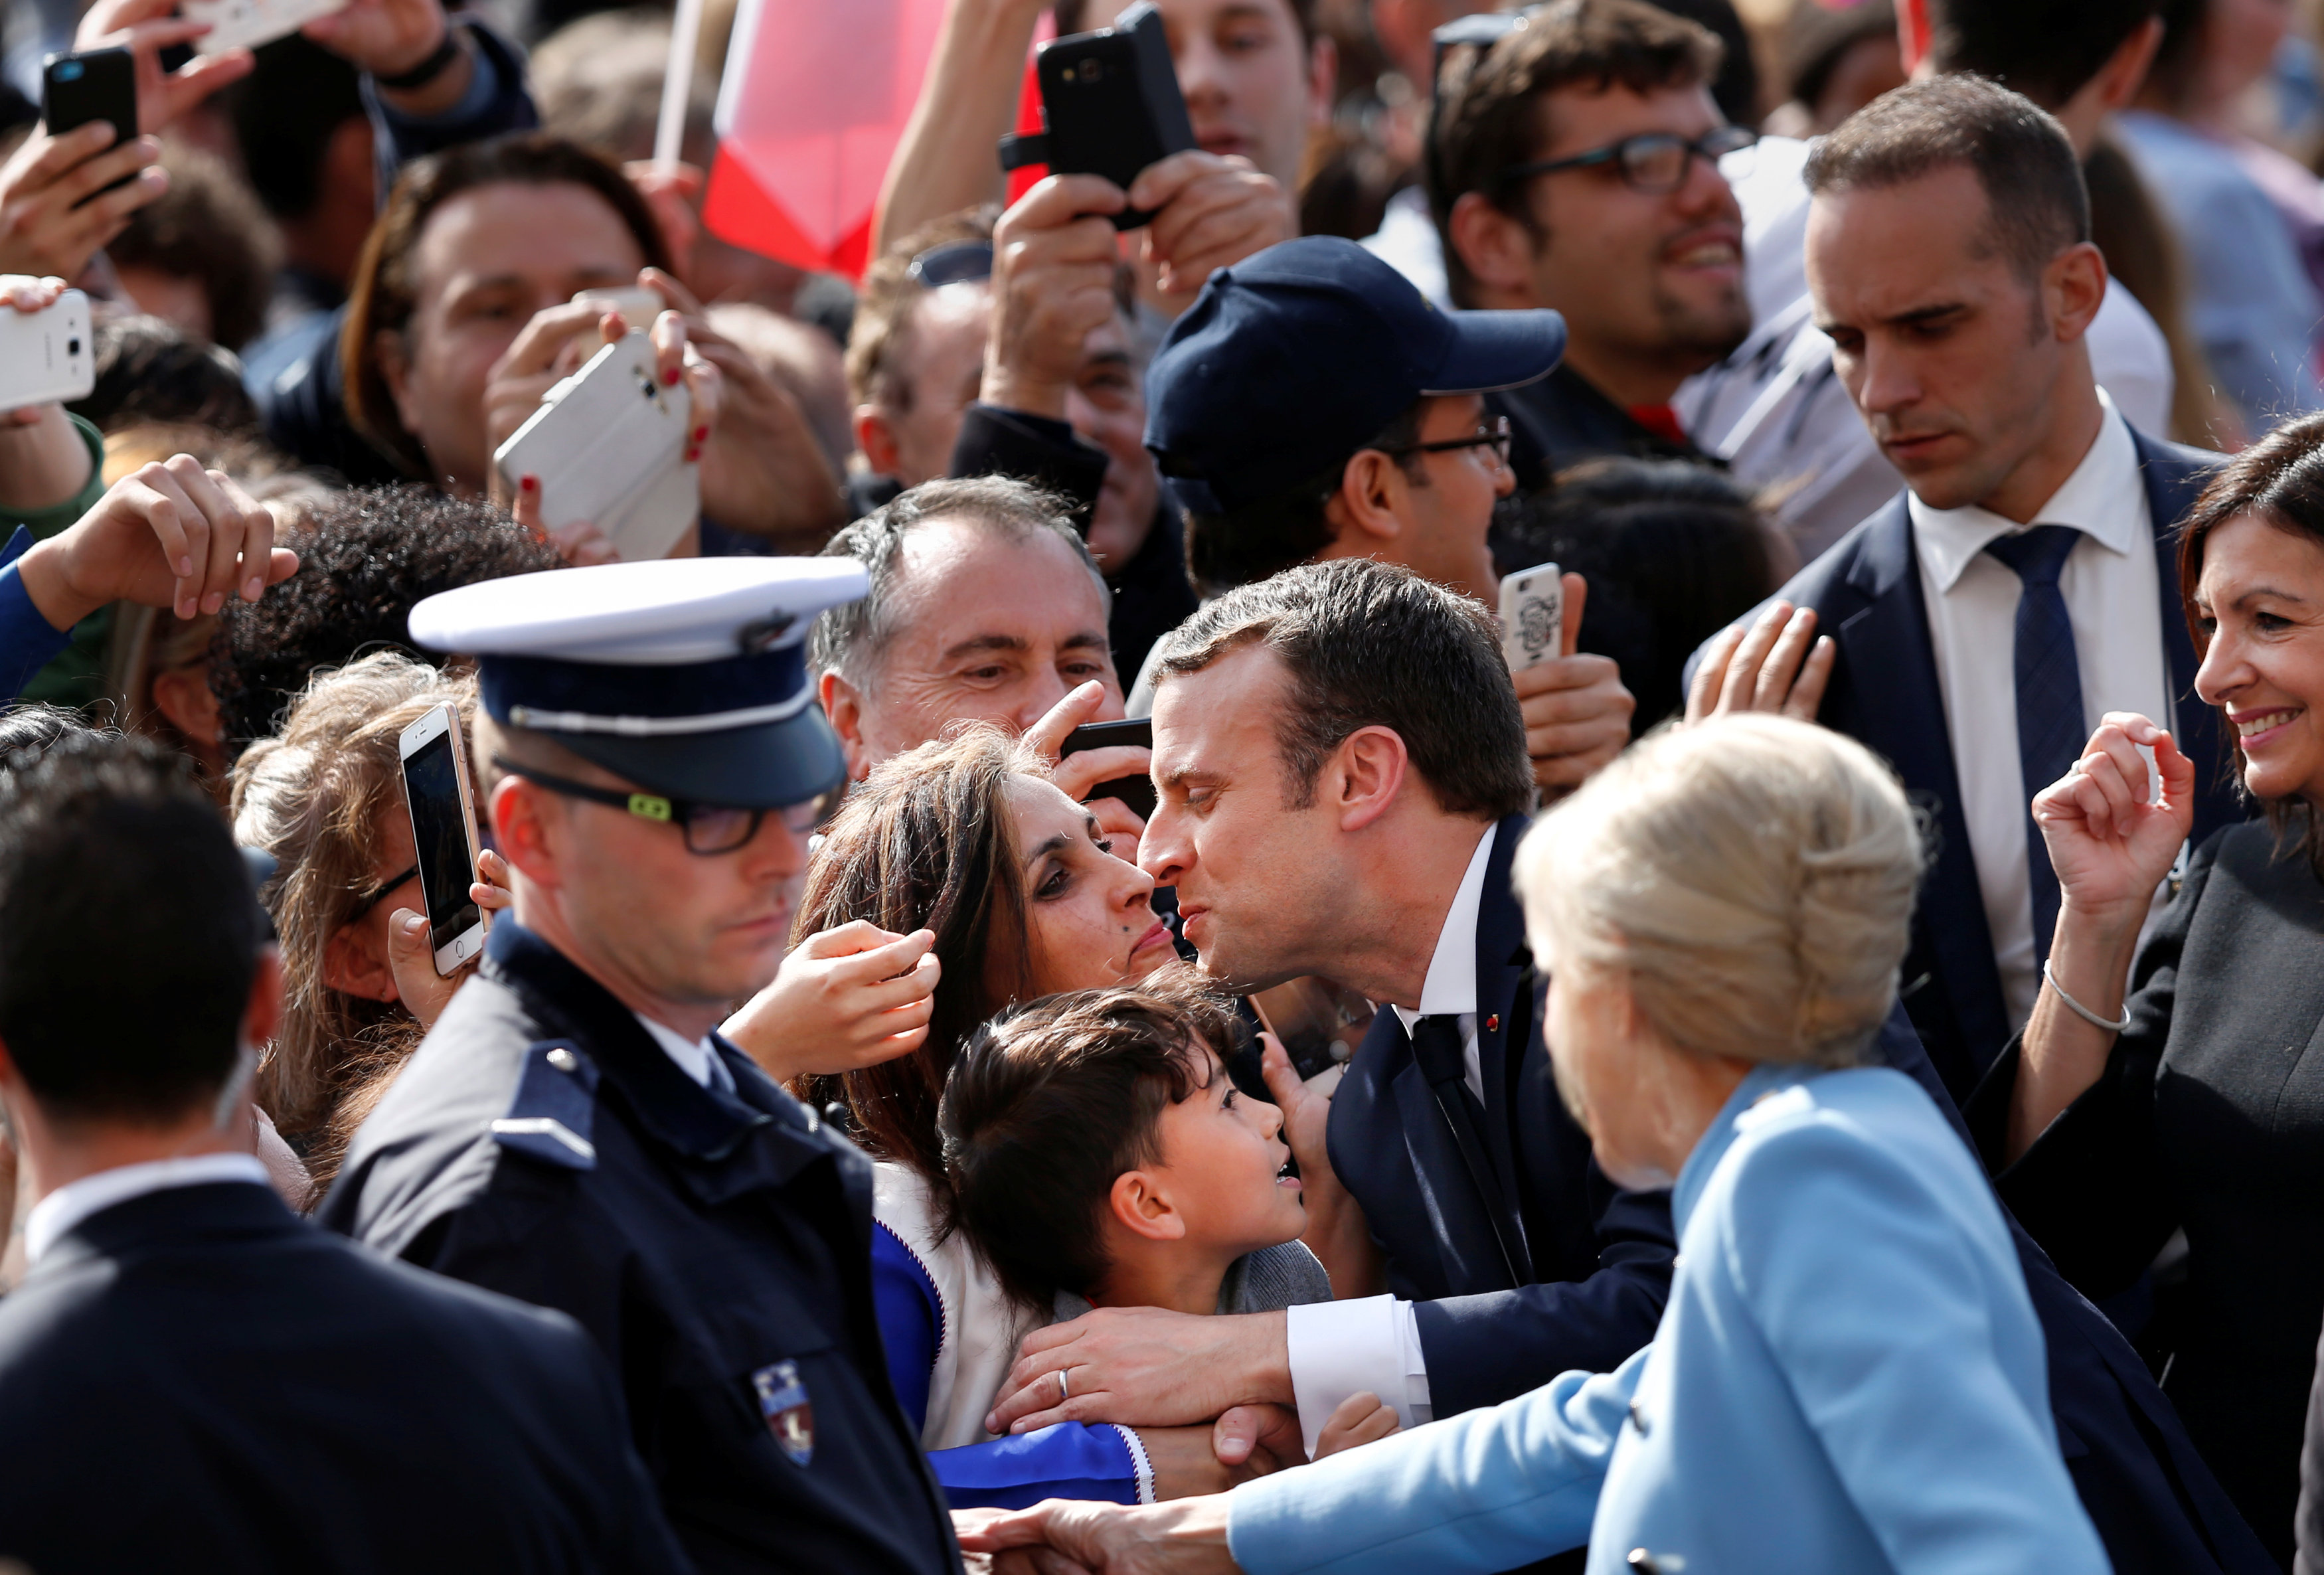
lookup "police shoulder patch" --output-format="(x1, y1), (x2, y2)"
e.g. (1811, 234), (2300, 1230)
(490, 1040), (601, 1171)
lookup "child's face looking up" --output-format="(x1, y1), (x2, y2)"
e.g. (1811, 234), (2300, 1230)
(1137, 1042), (1309, 1256)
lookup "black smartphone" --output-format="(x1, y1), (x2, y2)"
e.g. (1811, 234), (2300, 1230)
(397, 703), (489, 975)
(41, 49), (138, 203)
(1012, 2), (1196, 230)
(1060, 716), (1156, 819)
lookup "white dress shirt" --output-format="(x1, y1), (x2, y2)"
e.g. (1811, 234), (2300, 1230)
(1909, 396), (2172, 1029)
(23, 1151), (271, 1268)
(1283, 823), (1497, 1455)
(637, 1012), (736, 1092)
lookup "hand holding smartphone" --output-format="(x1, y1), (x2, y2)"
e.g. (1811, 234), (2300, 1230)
(40, 49), (137, 202)
(998, 1), (1197, 230)
(398, 703), (489, 976)
(0, 288), (93, 409)
(1060, 717), (1156, 819)
(493, 331), (698, 562)
(180, 0), (348, 56)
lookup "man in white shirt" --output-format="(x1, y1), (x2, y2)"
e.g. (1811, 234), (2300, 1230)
(0, 728), (688, 1574)
(1687, 75), (2239, 1100)
(1677, 0), (2171, 560)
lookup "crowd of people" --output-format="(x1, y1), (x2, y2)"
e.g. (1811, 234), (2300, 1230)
(5, 0), (2324, 1569)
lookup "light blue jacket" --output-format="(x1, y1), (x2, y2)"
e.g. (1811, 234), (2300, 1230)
(1225, 1064), (2109, 1575)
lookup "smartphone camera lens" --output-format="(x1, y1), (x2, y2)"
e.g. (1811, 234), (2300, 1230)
(56, 60), (82, 80)
(66, 338), (79, 357)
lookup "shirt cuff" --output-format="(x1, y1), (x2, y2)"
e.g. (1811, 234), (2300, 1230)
(1112, 1424), (1155, 1504)
(1285, 1294), (1432, 1458)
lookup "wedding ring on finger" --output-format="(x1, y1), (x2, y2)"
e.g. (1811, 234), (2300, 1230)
(1054, 1367), (1070, 1405)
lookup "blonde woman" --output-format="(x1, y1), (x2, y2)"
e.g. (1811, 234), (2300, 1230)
(963, 715), (2106, 1574)
(231, 651), (508, 1183)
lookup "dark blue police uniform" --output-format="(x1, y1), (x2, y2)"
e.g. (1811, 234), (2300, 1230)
(318, 557), (960, 1575)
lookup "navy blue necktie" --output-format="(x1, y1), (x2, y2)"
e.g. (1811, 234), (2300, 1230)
(1983, 525), (2086, 966)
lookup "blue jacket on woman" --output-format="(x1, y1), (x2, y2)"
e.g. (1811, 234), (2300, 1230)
(1223, 1063), (2107, 1575)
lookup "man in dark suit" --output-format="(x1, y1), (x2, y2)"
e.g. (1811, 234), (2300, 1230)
(1688, 77), (2238, 1101)
(0, 730), (687, 1575)
(985, 558), (2270, 1573)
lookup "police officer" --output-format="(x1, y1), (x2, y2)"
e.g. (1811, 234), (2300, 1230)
(318, 558), (961, 1575)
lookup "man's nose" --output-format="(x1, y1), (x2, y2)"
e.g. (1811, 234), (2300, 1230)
(1139, 805), (1188, 885)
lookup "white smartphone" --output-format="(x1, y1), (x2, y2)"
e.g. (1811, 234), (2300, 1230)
(0, 289), (93, 410)
(183, 0), (347, 56)
(493, 331), (697, 562)
(1499, 560), (1565, 672)
(397, 703), (489, 977)
(570, 286), (667, 327)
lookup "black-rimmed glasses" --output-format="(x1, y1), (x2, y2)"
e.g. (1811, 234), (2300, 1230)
(1374, 415), (1513, 468)
(1503, 125), (1755, 196)
(907, 240), (995, 288)
(498, 758), (836, 857)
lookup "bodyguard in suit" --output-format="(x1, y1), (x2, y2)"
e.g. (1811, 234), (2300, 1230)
(986, 559), (2270, 1573)
(318, 560), (961, 1575)
(1687, 77), (2238, 1101)
(0, 730), (687, 1575)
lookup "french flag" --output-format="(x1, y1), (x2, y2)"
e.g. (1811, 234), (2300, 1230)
(700, 0), (1048, 279)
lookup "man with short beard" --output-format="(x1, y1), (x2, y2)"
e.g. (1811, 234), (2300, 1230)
(1430, 0), (1752, 487)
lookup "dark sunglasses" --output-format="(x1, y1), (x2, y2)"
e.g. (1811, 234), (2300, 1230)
(906, 240), (995, 288)
(499, 758), (835, 857)
(1502, 125), (1756, 196)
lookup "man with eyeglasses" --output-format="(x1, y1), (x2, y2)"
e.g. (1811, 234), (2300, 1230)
(319, 559), (967, 1575)
(1143, 234), (1635, 797)
(1426, 0), (1752, 489)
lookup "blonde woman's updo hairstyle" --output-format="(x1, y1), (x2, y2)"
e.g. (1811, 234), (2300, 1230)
(1517, 715), (1925, 1068)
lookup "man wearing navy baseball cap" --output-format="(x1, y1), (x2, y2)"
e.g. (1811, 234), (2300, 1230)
(320, 558), (965, 1575)
(1145, 234), (1632, 798)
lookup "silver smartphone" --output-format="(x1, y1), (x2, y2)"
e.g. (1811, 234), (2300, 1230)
(1499, 560), (1564, 671)
(570, 286), (666, 326)
(397, 703), (489, 976)
(182, 0), (347, 55)
(0, 289), (93, 410)
(493, 330), (697, 562)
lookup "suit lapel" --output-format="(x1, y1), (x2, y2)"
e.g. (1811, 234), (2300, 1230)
(1473, 815), (1535, 1277)
(1831, 501), (2010, 1088)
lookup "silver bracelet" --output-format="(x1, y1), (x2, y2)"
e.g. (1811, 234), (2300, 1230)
(2042, 959), (2131, 1034)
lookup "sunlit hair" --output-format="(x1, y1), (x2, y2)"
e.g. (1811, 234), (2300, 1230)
(1515, 714), (1925, 1068)
(790, 726), (1050, 1183)
(230, 651), (477, 1173)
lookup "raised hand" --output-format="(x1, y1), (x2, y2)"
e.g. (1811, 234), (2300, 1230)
(17, 456), (297, 630)
(75, 0), (255, 133)
(1027, 681), (1149, 865)
(1685, 600), (1836, 724)
(721, 920), (942, 1084)
(2032, 711), (2196, 931)
(0, 124), (164, 281)
(1131, 151), (1296, 308)
(985, 173), (1129, 420)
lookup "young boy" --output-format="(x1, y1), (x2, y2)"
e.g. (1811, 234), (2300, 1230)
(939, 981), (1396, 1457)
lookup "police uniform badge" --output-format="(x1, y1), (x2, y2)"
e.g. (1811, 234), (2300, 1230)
(752, 1361), (815, 1466)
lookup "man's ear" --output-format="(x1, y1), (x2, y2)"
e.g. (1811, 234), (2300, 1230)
(1328, 724), (1411, 833)
(1446, 191), (1541, 306)
(244, 947), (286, 1051)
(1305, 33), (1339, 126)
(1322, 451), (1408, 552)
(1108, 1168), (1186, 1243)
(2094, 16), (2165, 112)
(491, 775), (563, 890)
(2046, 242), (2109, 343)
(821, 669), (872, 782)
(855, 406), (903, 478)
(320, 923), (394, 1003)
(149, 665), (222, 745)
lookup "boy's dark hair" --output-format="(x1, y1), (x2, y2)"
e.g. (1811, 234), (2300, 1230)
(1155, 557), (1534, 821)
(1805, 74), (2089, 288)
(210, 486), (560, 752)
(940, 980), (1244, 1307)
(1181, 402), (1422, 597)
(0, 730), (262, 1122)
(1925, 0), (2164, 112)
(66, 313), (261, 437)
(1428, 0), (1725, 309)
(103, 144), (280, 352)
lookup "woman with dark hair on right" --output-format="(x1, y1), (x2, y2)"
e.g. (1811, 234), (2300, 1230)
(1965, 410), (2324, 1566)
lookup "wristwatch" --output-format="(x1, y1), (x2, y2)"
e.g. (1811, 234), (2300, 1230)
(375, 27), (464, 91)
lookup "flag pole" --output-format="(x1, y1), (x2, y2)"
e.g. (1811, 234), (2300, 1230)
(655, 0), (706, 169)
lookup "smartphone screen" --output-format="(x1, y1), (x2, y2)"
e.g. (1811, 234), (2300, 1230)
(401, 730), (481, 953)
